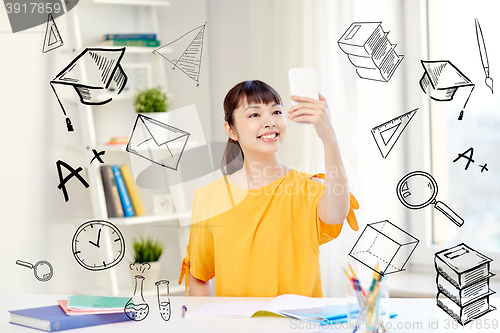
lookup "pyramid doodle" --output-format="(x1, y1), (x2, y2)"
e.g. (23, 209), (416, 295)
(153, 23), (207, 86)
(42, 13), (63, 53)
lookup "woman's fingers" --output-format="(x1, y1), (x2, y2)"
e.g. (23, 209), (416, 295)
(290, 94), (326, 105)
(288, 102), (323, 114)
(289, 114), (316, 123)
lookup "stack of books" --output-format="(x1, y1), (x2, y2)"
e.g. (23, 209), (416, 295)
(101, 165), (146, 218)
(9, 295), (129, 332)
(338, 22), (403, 82)
(435, 243), (496, 325)
(99, 33), (160, 47)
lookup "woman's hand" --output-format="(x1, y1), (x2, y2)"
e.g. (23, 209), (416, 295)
(288, 94), (336, 143)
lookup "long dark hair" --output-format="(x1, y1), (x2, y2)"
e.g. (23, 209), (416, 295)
(221, 80), (282, 175)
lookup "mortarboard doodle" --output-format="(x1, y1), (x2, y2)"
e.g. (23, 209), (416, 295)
(419, 60), (475, 120)
(152, 22), (207, 87)
(50, 48), (128, 132)
(42, 13), (63, 54)
(126, 114), (190, 171)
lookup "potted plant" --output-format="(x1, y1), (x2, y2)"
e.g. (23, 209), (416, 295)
(134, 86), (170, 121)
(130, 236), (164, 291)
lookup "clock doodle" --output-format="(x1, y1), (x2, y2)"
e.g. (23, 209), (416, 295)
(72, 220), (125, 271)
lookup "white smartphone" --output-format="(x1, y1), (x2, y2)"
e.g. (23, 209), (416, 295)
(288, 67), (319, 106)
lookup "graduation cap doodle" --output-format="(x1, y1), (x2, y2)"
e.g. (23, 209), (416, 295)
(419, 60), (475, 120)
(50, 48), (128, 131)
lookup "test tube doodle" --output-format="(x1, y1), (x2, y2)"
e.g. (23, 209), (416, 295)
(156, 280), (171, 321)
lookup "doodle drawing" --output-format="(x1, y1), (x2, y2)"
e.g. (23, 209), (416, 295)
(42, 13), (63, 54)
(16, 259), (53, 282)
(124, 263), (151, 321)
(475, 18), (493, 93)
(56, 160), (90, 202)
(396, 171), (464, 227)
(435, 243), (496, 325)
(349, 220), (419, 276)
(126, 114), (190, 171)
(152, 22), (207, 87)
(452, 147), (475, 170)
(156, 280), (171, 321)
(419, 60), (475, 120)
(90, 149), (105, 164)
(371, 108), (417, 159)
(51, 48), (128, 131)
(479, 163), (488, 172)
(71, 220), (125, 271)
(338, 22), (404, 82)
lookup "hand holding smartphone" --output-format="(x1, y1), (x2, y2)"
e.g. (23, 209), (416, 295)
(288, 68), (319, 106)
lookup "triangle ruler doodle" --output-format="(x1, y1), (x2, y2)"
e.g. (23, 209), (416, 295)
(371, 108), (418, 159)
(152, 22), (207, 86)
(42, 13), (63, 53)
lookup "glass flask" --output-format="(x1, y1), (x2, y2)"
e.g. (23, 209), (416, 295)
(156, 280), (171, 321)
(124, 275), (149, 321)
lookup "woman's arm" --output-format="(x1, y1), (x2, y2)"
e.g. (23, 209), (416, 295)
(288, 94), (350, 225)
(188, 272), (211, 296)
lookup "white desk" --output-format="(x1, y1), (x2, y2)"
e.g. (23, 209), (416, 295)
(1, 294), (499, 332)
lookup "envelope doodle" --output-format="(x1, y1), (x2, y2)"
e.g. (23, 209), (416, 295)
(126, 114), (190, 171)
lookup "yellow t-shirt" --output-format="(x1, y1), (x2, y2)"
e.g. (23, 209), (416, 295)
(178, 169), (359, 297)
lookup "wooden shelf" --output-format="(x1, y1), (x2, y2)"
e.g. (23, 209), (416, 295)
(70, 140), (199, 152)
(93, 0), (171, 7)
(109, 211), (191, 225)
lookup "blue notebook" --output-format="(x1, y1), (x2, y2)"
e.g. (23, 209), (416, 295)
(9, 305), (129, 331)
(112, 165), (135, 217)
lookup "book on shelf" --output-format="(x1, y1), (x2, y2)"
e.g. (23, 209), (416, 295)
(105, 135), (129, 145)
(9, 305), (128, 331)
(102, 33), (157, 40)
(101, 166), (124, 218)
(99, 39), (160, 47)
(112, 165), (135, 217)
(119, 164), (146, 216)
(338, 22), (403, 82)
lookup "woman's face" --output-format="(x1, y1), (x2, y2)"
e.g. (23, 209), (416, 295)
(226, 98), (287, 156)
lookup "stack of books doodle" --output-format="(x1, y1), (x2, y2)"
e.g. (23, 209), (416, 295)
(434, 243), (496, 325)
(337, 22), (403, 82)
(99, 33), (160, 47)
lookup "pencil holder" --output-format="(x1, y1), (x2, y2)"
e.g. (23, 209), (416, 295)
(346, 278), (389, 332)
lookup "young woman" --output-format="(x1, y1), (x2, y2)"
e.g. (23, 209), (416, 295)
(179, 80), (359, 297)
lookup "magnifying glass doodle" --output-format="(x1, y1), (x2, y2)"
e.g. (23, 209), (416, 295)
(16, 260), (53, 282)
(396, 171), (464, 227)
